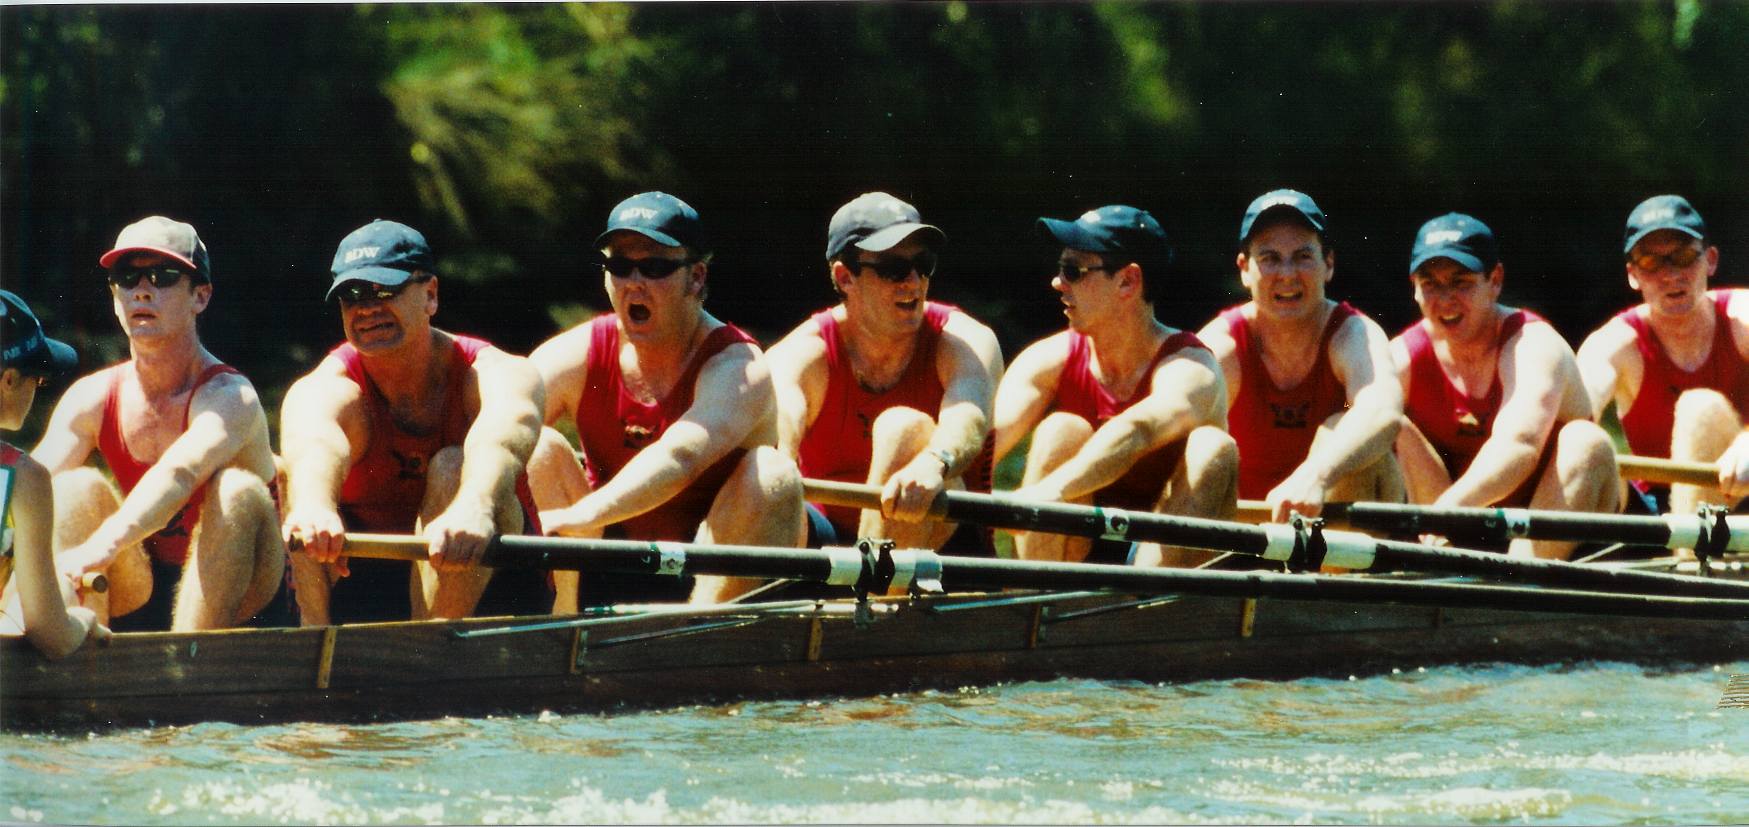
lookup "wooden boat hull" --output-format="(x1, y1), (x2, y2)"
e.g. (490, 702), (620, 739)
(5, 587), (1745, 731)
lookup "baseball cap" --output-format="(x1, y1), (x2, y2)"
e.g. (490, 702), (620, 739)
(825, 192), (945, 261)
(1238, 189), (1328, 247)
(327, 219), (435, 300)
(1409, 213), (1498, 275)
(0, 290), (78, 378)
(98, 216), (212, 282)
(1623, 195), (1707, 254)
(595, 192), (708, 253)
(1038, 205), (1172, 265)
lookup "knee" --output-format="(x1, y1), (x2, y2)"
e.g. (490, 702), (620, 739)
(1674, 389), (1738, 431)
(740, 445), (803, 504)
(426, 445), (465, 494)
(52, 466), (114, 510)
(1034, 411), (1094, 449)
(1556, 421), (1616, 472)
(528, 427), (574, 470)
(1185, 426), (1238, 471)
(870, 406), (936, 450)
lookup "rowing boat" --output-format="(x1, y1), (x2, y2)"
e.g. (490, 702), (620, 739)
(5, 552), (1745, 732)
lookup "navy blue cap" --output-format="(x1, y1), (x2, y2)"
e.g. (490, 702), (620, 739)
(1238, 189), (1328, 246)
(100, 216), (213, 282)
(1, 290), (78, 377)
(596, 192), (708, 253)
(328, 220), (435, 300)
(1409, 213), (1498, 275)
(1038, 205), (1172, 264)
(826, 192), (945, 261)
(1623, 195), (1707, 254)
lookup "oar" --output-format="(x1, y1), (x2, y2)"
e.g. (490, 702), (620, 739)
(1229, 500), (1748, 553)
(800, 479), (1749, 600)
(1618, 455), (1719, 488)
(331, 531), (1749, 620)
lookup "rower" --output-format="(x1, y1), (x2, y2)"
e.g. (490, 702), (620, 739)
(995, 205), (1237, 566)
(34, 217), (289, 632)
(0, 290), (108, 656)
(766, 192), (1004, 553)
(279, 220), (550, 625)
(524, 192), (804, 607)
(1576, 195), (1749, 521)
(1196, 189), (1405, 524)
(1390, 214), (1621, 558)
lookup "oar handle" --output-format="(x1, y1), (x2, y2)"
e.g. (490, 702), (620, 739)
(1618, 455), (1719, 487)
(80, 572), (107, 594)
(802, 479), (950, 518)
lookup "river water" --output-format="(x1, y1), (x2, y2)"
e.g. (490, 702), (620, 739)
(2, 660), (1744, 825)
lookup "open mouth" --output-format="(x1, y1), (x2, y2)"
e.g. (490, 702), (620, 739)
(1437, 313), (1463, 327)
(628, 304), (651, 324)
(1272, 289), (1304, 303)
(895, 299), (919, 312)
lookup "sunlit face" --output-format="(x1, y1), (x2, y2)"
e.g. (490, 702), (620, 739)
(0, 367), (42, 431)
(1411, 258), (1502, 345)
(1237, 221), (1333, 322)
(601, 231), (706, 345)
(339, 274), (437, 354)
(1625, 230), (1717, 319)
(108, 252), (210, 342)
(1051, 247), (1123, 334)
(836, 235), (934, 336)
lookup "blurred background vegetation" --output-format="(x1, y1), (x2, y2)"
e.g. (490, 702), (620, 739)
(3, 2), (1745, 446)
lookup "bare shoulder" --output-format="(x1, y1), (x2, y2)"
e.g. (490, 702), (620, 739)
(283, 355), (363, 413)
(6, 448), (52, 491)
(1575, 313), (1639, 362)
(1009, 330), (1072, 374)
(1725, 289), (1749, 357)
(1514, 314), (1579, 360)
(765, 314), (829, 367)
(53, 368), (117, 418)
(1194, 311), (1238, 355)
(529, 320), (595, 372)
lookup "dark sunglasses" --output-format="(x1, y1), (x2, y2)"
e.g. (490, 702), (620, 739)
(107, 265), (197, 290)
(852, 251), (938, 282)
(602, 257), (696, 279)
(1056, 259), (1113, 283)
(334, 278), (422, 304)
(1627, 244), (1703, 272)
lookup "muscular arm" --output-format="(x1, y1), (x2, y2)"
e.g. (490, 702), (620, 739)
(879, 312), (1004, 521)
(528, 324), (590, 428)
(992, 334), (1069, 468)
(764, 322), (828, 459)
(1576, 319), (1639, 421)
(30, 372), (109, 475)
(1029, 349), (1225, 502)
(1194, 315), (1243, 409)
(278, 361), (366, 562)
(421, 346), (545, 569)
(1271, 314), (1403, 519)
(546, 343), (773, 535)
(5, 455), (102, 658)
(1441, 325), (1568, 507)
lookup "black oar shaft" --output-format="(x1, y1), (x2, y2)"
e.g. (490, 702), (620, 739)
(1325, 502), (1749, 550)
(344, 533), (857, 582)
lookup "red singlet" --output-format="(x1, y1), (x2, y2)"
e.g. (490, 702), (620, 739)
(333, 335), (539, 532)
(96, 362), (242, 565)
(796, 302), (995, 538)
(1222, 302), (1360, 499)
(1617, 289), (1749, 460)
(1049, 329), (1209, 511)
(1, 441), (22, 556)
(575, 316), (756, 541)
(1402, 309), (1556, 507)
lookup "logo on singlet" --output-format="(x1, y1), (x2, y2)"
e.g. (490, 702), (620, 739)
(623, 422), (656, 449)
(1455, 411), (1485, 438)
(1269, 401), (1312, 430)
(391, 450), (427, 481)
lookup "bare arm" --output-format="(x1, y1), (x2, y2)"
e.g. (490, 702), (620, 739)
(423, 346), (545, 569)
(992, 334), (1069, 468)
(764, 321), (828, 459)
(880, 312), (1004, 521)
(1270, 314), (1403, 520)
(545, 343), (772, 535)
(1576, 319), (1638, 421)
(528, 323), (591, 428)
(1026, 349), (1225, 502)
(1440, 325), (1568, 507)
(1195, 315), (1242, 408)
(5, 455), (103, 658)
(29, 371), (109, 475)
(278, 361), (366, 563)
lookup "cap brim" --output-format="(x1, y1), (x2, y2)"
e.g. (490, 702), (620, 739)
(1037, 217), (1111, 253)
(595, 227), (684, 249)
(42, 337), (77, 375)
(1409, 250), (1486, 275)
(855, 223), (944, 253)
(98, 245), (201, 273)
(326, 266), (416, 300)
(1623, 225), (1704, 255)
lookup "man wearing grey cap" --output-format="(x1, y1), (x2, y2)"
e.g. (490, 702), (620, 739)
(766, 192), (1003, 553)
(279, 219), (550, 624)
(35, 216), (287, 631)
(1196, 189), (1405, 524)
(1390, 214), (1620, 558)
(525, 192), (804, 607)
(995, 205), (1237, 567)
(1577, 195), (1749, 518)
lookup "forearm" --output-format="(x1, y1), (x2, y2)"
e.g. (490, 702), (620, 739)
(451, 408), (540, 519)
(1041, 414), (1170, 501)
(1441, 437), (1542, 507)
(566, 434), (717, 530)
(1303, 394), (1400, 486)
(927, 402), (989, 478)
(91, 462), (202, 553)
(11, 475), (87, 657)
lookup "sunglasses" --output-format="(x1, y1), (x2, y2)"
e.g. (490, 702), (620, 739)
(107, 265), (197, 290)
(1627, 244), (1703, 272)
(1056, 259), (1114, 283)
(852, 251), (938, 282)
(602, 257), (696, 279)
(334, 278), (422, 304)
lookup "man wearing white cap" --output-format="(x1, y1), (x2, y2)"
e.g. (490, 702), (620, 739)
(1577, 195), (1749, 517)
(279, 219), (549, 624)
(34, 216), (287, 631)
(767, 192), (1003, 553)
(525, 192), (804, 607)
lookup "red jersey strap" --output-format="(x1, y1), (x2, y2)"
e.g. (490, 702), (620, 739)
(1402, 309), (1541, 478)
(1224, 301), (1361, 499)
(0, 441), (23, 467)
(1617, 288), (1749, 459)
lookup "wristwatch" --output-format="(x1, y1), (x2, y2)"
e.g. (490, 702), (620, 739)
(929, 447), (955, 475)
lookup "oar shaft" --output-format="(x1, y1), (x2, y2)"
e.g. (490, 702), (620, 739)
(342, 532), (855, 582)
(1235, 501), (1748, 551)
(1619, 455), (1718, 487)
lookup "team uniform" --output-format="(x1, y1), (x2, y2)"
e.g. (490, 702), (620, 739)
(96, 362), (293, 631)
(1220, 302), (1360, 499)
(571, 316), (755, 603)
(326, 335), (548, 624)
(1, 442), (21, 561)
(1400, 310), (1559, 508)
(796, 301), (994, 550)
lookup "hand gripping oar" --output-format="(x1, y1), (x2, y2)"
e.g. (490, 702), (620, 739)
(331, 532), (1749, 620)
(800, 479), (1749, 601)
